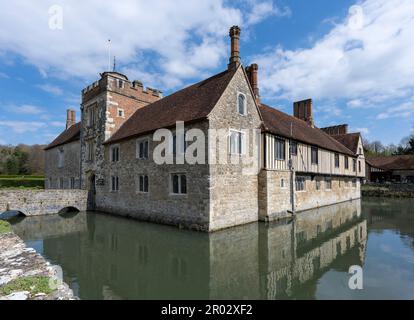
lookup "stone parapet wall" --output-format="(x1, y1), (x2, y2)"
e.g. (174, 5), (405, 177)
(0, 189), (88, 216)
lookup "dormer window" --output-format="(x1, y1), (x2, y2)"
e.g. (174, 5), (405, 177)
(237, 93), (247, 115)
(117, 79), (124, 88)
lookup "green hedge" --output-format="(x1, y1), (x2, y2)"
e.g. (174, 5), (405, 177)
(0, 175), (44, 179)
(0, 178), (44, 189)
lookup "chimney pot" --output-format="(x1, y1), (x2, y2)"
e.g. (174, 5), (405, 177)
(246, 63), (260, 102)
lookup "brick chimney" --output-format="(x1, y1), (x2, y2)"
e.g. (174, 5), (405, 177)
(66, 109), (76, 129)
(293, 99), (314, 127)
(228, 26), (241, 70)
(320, 124), (349, 135)
(246, 63), (260, 101)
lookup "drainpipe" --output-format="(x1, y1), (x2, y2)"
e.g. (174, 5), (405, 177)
(289, 156), (296, 215)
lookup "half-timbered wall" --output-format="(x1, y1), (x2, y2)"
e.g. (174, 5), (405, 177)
(263, 133), (359, 177)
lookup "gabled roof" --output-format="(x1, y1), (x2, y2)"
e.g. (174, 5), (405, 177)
(259, 103), (355, 156)
(44, 122), (81, 150)
(331, 133), (361, 154)
(105, 68), (236, 144)
(366, 155), (414, 171)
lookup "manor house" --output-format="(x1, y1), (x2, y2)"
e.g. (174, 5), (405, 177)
(45, 26), (366, 232)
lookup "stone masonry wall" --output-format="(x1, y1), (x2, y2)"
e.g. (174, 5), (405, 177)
(208, 67), (262, 231)
(258, 170), (292, 221)
(0, 189), (88, 216)
(295, 176), (361, 212)
(45, 141), (80, 189)
(95, 121), (211, 231)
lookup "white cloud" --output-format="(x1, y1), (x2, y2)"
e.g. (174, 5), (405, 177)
(15, 104), (44, 114)
(0, 0), (284, 90)
(376, 100), (414, 119)
(352, 127), (370, 135)
(246, 1), (290, 25)
(252, 0), (414, 105)
(0, 121), (46, 133)
(49, 121), (65, 127)
(37, 84), (63, 95)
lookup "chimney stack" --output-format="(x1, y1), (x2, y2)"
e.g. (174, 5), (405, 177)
(246, 63), (260, 101)
(66, 109), (76, 129)
(293, 99), (314, 127)
(228, 26), (241, 70)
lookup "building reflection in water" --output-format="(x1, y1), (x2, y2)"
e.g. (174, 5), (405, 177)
(12, 199), (367, 300)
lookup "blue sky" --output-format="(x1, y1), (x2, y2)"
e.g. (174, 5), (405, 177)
(0, 0), (413, 146)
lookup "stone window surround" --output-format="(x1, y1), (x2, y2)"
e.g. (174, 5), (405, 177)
(229, 129), (246, 155)
(325, 177), (332, 190)
(295, 176), (306, 192)
(117, 108), (125, 118)
(280, 178), (286, 189)
(110, 144), (120, 162)
(169, 172), (187, 196)
(136, 138), (149, 159)
(236, 91), (247, 116)
(315, 179), (321, 191)
(137, 174), (149, 193)
(70, 177), (75, 189)
(87, 104), (96, 127)
(110, 175), (120, 192)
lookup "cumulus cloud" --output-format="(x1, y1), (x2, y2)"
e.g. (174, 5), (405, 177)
(252, 0), (414, 104)
(0, 0), (285, 90)
(37, 84), (63, 95)
(376, 100), (414, 120)
(0, 121), (46, 133)
(246, 1), (290, 25)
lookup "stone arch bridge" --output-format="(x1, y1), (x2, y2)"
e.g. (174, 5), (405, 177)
(0, 189), (88, 217)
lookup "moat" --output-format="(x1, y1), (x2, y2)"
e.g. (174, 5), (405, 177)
(8, 198), (414, 300)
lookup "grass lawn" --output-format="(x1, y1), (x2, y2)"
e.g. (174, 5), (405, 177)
(0, 220), (12, 234)
(0, 276), (55, 296)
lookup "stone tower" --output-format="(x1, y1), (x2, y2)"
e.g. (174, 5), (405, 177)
(80, 71), (162, 190)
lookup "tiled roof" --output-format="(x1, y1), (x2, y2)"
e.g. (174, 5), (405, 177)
(366, 155), (414, 170)
(331, 133), (361, 154)
(259, 103), (356, 156)
(105, 68), (236, 144)
(44, 122), (81, 150)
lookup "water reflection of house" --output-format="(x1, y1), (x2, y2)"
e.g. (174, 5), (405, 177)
(13, 200), (367, 299)
(260, 199), (367, 299)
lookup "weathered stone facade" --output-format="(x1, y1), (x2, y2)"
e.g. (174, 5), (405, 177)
(45, 140), (80, 189)
(258, 170), (361, 221)
(208, 67), (262, 230)
(95, 121), (211, 231)
(80, 72), (162, 190)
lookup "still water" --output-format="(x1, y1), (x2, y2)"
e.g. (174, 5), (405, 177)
(9, 198), (414, 300)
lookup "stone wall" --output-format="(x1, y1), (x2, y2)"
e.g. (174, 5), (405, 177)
(80, 73), (160, 190)
(45, 140), (80, 189)
(208, 66), (262, 231)
(258, 170), (292, 220)
(0, 189), (88, 216)
(258, 169), (361, 220)
(295, 176), (361, 212)
(95, 121), (211, 231)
